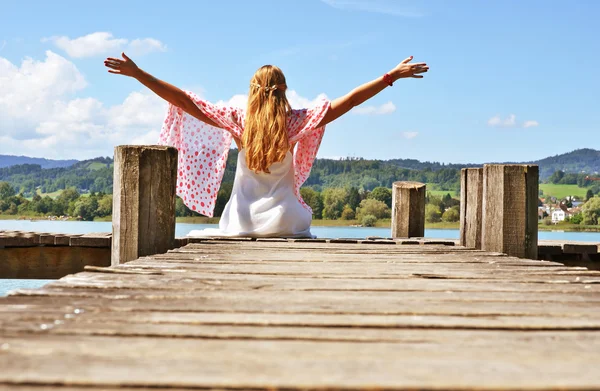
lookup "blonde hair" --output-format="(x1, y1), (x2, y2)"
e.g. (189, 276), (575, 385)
(243, 65), (291, 173)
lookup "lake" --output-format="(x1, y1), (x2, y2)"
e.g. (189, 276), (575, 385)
(1, 219), (599, 296)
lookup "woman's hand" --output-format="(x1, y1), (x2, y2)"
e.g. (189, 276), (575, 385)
(390, 56), (429, 80)
(104, 52), (140, 78)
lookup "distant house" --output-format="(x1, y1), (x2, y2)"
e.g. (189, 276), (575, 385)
(552, 209), (567, 223)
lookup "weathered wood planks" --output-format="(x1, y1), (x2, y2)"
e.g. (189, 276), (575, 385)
(1, 240), (599, 390)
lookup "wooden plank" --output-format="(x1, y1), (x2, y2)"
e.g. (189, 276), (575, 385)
(0, 333), (599, 389)
(70, 233), (111, 248)
(1, 240), (600, 390)
(0, 246), (110, 279)
(564, 243), (598, 254)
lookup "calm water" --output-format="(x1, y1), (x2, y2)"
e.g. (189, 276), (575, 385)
(2, 219), (599, 296)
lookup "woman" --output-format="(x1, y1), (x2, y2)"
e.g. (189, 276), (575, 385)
(104, 53), (428, 237)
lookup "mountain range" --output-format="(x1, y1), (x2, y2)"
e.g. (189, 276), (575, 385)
(1, 148), (599, 182)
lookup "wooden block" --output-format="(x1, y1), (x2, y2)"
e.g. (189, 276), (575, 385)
(396, 240), (421, 245)
(564, 244), (598, 255)
(70, 233), (111, 248)
(361, 239), (396, 245)
(538, 245), (563, 255)
(289, 238), (328, 243)
(112, 145), (178, 265)
(482, 164), (539, 259)
(256, 238), (288, 242)
(330, 238), (359, 244)
(54, 235), (80, 246)
(0, 234), (39, 247)
(391, 181), (425, 239)
(459, 168), (483, 249)
(39, 234), (58, 245)
(423, 240), (456, 246)
(173, 238), (189, 248)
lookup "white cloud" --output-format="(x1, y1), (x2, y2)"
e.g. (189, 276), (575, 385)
(488, 114), (539, 129)
(402, 131), (418, 139)
(43, 32), (166, 58)
(320, 0), (423, 17)
(523, 120), (539, 128)
(0, 51), (167, 159)
(0, 51), (87, 139)
(353, 101), (396, 115)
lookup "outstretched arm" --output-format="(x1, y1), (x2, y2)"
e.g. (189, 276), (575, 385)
(316, 56), (428, 128)
(104, 53), (218, 127)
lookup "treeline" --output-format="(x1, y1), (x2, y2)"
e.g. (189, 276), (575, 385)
(0, 182), (112, 221)
(0, 158), (113, 197)
(547, 170), (600, 191)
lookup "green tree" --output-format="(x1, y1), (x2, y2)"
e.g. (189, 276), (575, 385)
(300, 187), (323, 219)
(72, 197), (99, 221)
(368, 187), (392, 208)
(322, 188), (347, 219)
(361, 214), (377, 227)
(0, 182), (16, 200)
(569, 213), (583, 225)
(345, 187), (361, 210)
(441, 206), (460, 222)
(549, 170), (565, 184)
(96, 195), (113, 217)
(586, 189), (594, 201)
(425, 204), (442, 223)
(356, 198), (390, 220)
(581, 197), (600, 225)
(340, 205), (355, 220)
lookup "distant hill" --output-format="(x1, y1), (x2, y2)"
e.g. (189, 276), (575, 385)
(387, 148), (600, 181)
(0, 155), (78, 169)
(1, 149), (598, 196)
(528, 148), (600, 179)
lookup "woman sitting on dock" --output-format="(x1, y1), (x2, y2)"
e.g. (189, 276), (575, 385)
(104, 53), (428, 238)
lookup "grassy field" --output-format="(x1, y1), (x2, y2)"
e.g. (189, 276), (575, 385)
(87, 162), (112, 170)
(539, 184), (588, 199)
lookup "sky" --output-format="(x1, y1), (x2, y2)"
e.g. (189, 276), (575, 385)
(0, 0), (599, 164)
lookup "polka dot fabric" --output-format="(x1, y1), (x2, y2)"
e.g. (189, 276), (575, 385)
(158, 90), (330, 217)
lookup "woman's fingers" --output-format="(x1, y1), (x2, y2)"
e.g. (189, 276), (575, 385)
(122, 52), (131, 61)
(411, 75), (424, 78)
(106, 57), (123, 63)
(104, 62), (121, 69)
(401, 56), (413, 64)
(107, 70), (121, 74)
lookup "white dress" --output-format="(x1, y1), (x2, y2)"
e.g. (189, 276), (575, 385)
(187, 149), (313, 238)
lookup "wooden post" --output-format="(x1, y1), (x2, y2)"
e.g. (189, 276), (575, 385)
(112, 145), (178, 266)
(459, 168), (483, 249)
(481, 164), (539, 259)
(391, 181), (426, 238)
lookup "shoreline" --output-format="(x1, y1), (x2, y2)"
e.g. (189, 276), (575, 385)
(2, 214), (599, 232)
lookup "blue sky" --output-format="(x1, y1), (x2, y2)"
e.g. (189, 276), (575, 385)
(1, 0), (598, 163)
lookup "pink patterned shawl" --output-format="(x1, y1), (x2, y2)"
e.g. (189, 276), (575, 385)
(158, 91), (330, 217)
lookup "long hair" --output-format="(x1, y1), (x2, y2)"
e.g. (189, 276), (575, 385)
(243, 65), (292, 173)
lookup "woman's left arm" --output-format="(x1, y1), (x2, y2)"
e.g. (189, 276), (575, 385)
(104, 53), (219, 127)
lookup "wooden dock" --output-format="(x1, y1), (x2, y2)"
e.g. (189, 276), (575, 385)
(2, 239), (600, 390)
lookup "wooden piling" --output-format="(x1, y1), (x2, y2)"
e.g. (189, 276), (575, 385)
(481, 164), (539, 259)
(112, 145), (178, 265)
(459, 168), (484, 249)
(391, 181), (425, 238)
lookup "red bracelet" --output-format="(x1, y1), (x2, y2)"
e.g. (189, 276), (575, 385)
(383, 73), (394, 87)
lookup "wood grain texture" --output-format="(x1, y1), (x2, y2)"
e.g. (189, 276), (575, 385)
(1, 240), (599, 390)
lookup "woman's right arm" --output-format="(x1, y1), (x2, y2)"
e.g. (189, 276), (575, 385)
(316, 56), (428, 128)
(104, 53), (219, 127)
